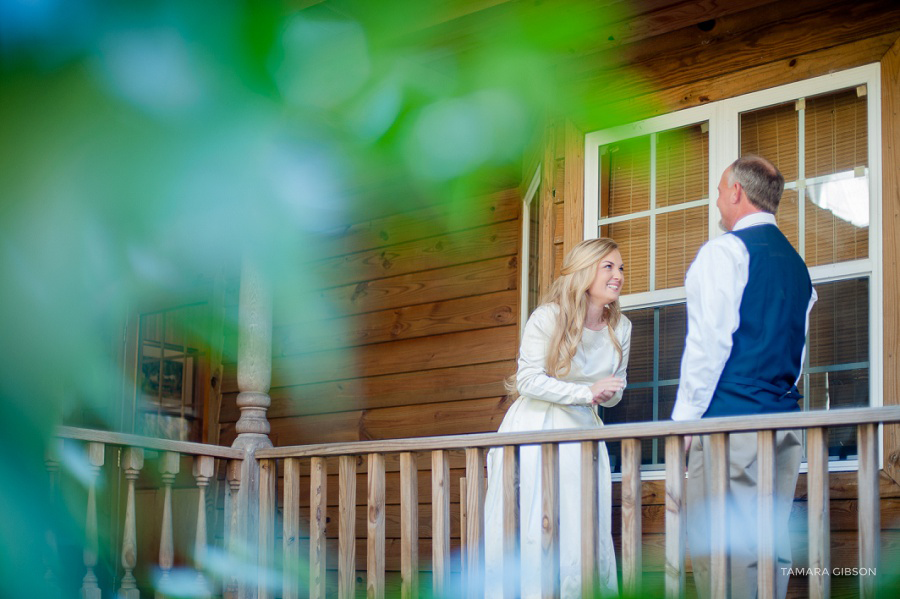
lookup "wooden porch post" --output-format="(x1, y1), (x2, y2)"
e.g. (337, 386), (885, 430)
(232, 255), (274, 599)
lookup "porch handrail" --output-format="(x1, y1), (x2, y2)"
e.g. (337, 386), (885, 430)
(255, 405), (900, 599)
(56, 425), (246, 460)
(255, 405), (900, 458)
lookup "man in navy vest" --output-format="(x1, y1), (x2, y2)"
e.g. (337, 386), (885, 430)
(672, 155), (816, 599)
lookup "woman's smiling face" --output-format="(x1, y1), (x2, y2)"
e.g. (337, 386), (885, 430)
(587, 249), (624, 305)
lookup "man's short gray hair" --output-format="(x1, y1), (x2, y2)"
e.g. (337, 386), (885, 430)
(728, 155), (785, 213)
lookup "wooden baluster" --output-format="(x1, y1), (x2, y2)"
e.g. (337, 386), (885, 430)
(310, 457), (328, 599)
(367, 453), (386, 599)
(580, 442), (598, 599)
(708, 433), (730, 599)
(459, 477), (467, 593)
(431, 450), (451, 597)
(807, 428), (830, 599)
(193, 455), (215, 598)
(157, 451), (181, 598)
(282, 458), (301, 599)
(44, 440), (63, 592)
(400, 452), (419, 599)
(757, 430), (776, 599)
(465, 447), (485, 599)
(338, 456), (357, 599)
(540, 443), (559, 599)
(259, 458), (277, 599)
(120, 448), (145, 599)
(502, 445), (520, 599)
(224, 460), (242, 599)
(82, 442), (104, 599)
(664, 436), (686, 599)
(858, 423), (879, 598)
(621, 438), (642, 597)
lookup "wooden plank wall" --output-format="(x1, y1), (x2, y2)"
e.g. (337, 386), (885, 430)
(217, 188), (523, 589)
(538, 119), (588, 295)
(882, 36), (900, 489)
(568, 0), (900, 131)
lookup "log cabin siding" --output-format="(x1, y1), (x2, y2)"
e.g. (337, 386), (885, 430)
(220, 187), (522, 446)
(219, 188), (522, 588)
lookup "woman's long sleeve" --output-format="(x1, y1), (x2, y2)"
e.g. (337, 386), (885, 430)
(515, 307), (594, 406)
(595, 318), (631, 408)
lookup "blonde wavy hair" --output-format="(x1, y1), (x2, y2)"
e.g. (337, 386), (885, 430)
(506, 238), (625, 398)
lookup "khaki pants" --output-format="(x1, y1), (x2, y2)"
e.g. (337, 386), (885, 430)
(687, 430), (802, 599)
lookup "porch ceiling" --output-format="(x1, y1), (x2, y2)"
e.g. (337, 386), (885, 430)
(298, 0), (900, 130)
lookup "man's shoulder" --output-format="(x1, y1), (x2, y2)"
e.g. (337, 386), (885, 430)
(696, 231), (746, 261)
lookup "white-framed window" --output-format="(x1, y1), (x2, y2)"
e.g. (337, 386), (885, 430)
(584, 63), (882, 475)
(520, 163), (542, 334)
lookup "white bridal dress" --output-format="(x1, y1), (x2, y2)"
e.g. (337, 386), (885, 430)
(484, 303), (631, 598)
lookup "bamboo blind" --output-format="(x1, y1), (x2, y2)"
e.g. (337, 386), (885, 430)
(740, 87), (869, 267)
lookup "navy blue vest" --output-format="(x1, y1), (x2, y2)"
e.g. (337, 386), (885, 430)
(703, 224), (813, 418)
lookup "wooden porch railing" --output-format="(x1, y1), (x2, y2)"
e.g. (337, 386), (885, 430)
(53, 405), (900, 598)
(52, 427), (245, 599)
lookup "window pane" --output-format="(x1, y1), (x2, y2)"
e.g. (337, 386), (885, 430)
(658, 303), (686, 381)
(606, 136), (651, 216)
(658, 383), (678, 423)
(740, 101), (799, 182)
(805, 88), (868, 178)
(656, 206), (707, 290)
(804, 278), (868, 461)
(656, 123), (709, 208)
(603, 304), (686, 472)
(607, 217), (650, 294)
(625, 308), (654, 383)
(138, 304), (206, 442)
(603, 387), (654, 472)
(776, 188), (800, 252)
(804, 176), (869, 266)
(808, 278), (869, 368)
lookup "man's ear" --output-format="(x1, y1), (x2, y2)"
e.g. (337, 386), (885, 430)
(731, 182), (743, 204)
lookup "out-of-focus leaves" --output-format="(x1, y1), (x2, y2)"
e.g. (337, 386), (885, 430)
(0, 1), (640, 596)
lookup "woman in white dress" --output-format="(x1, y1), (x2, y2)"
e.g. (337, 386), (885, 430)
(484, 237), (631, 598)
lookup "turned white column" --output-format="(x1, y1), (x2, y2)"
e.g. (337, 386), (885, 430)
(157, 451), (181, 598)
(231, 256), (274, 599)
(82, 442), (104, 599)
(193, 455), (215, 597)
(119, 448), (144, 599)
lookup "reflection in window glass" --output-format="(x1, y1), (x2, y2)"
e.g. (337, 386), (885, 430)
(740, 87), (869, 266)
(805, 176), (869, 266)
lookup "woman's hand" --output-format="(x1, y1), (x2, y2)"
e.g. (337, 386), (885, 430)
(590, 376), (625, 405)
